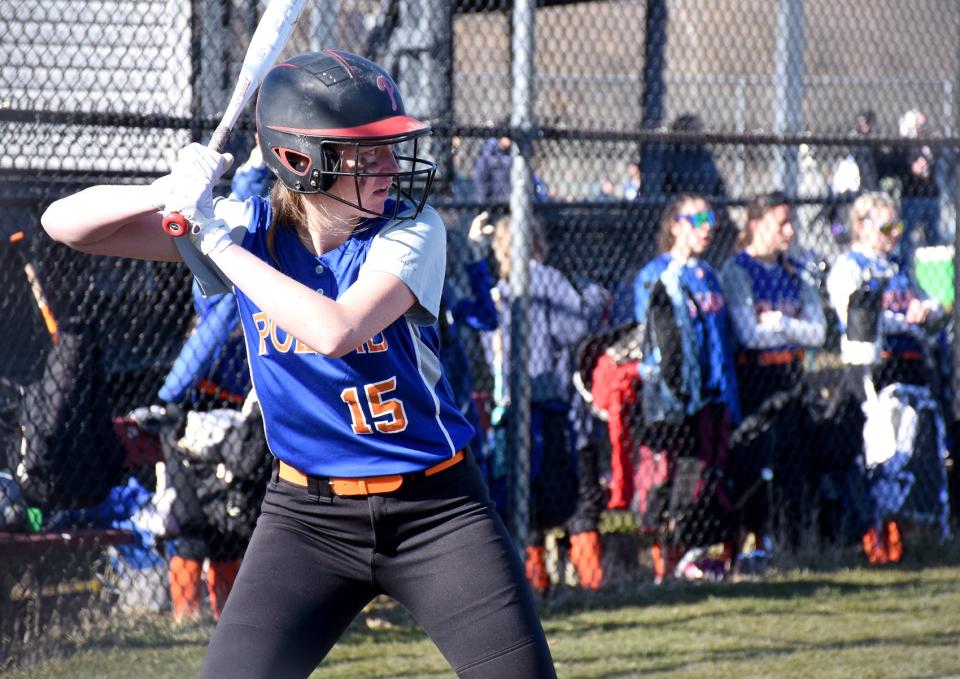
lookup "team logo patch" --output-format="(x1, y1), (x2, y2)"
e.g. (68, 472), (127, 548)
(377, 75), (398, 111)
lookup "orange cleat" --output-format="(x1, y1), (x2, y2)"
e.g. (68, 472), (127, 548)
(569, 530), (604, 590)
(170, 556), (204, 623)
(524, 545), (550, 593)
(207, 559), (241, 622)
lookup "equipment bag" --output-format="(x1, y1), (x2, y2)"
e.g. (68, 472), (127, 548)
(162, 398), (270, 542)
(862, 379), (949, 535)
(638, 280), (688, 425)
(7, 323), (125, 510)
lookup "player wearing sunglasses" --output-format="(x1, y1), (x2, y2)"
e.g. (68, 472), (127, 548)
(632, 194), (741, 582)
(826, 191), (943, 383)
(826, 194), (948, 567)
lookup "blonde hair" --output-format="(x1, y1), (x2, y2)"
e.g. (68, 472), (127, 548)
(265, 183), (306, 266)
(850, 191), (897, 237)
(266, 181), (370, 266)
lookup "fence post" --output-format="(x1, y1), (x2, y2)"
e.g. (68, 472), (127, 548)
(639, 0), (667, 196)
(507, 0), (535, 548)
(772, 0), (805, 194)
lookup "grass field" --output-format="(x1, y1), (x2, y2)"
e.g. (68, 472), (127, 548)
(5, 564), (960, 679)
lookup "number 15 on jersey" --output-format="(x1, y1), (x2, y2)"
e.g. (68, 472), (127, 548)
(340, 377), (409, 435)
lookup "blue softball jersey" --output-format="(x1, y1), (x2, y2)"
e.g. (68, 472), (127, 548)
(215, 195), (475, 477)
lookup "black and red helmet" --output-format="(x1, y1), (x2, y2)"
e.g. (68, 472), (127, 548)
(256, 49), (436, 216)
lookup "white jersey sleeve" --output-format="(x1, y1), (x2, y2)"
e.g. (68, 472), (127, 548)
(363, 205), (447, 325)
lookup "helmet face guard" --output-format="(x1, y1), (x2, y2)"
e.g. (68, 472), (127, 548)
(257, 50), (437, 219)
(271, 134), (436, 219)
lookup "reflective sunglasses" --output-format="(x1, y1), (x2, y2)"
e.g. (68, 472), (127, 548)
(678, 210), (716, 229)
(867, 217), (904, 236)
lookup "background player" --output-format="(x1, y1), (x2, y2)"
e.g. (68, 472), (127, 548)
(41, 49), (556, 679)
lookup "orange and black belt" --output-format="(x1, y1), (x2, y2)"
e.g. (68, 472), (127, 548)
(737, 347), (804, 367)
(278, 450), (466, 496)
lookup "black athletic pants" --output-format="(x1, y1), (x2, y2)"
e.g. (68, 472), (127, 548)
(200, 451), (556, 679)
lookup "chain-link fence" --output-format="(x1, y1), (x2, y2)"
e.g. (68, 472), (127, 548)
(3, 0), (960, 669)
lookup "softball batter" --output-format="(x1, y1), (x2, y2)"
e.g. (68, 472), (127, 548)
(42, 49), (556, 679)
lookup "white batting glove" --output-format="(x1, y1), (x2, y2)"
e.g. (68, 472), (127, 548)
(187, 212), (234, 256)
(163, 143), (234, 253)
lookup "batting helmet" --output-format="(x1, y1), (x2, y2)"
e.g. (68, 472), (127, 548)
(256, 50), (436, 217)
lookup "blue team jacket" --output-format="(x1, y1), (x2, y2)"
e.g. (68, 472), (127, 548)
(634, 253), (741, 425)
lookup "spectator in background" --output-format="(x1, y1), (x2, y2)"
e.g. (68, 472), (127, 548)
(473, 126), (550, 205)
(622, 158), (642, 200)
(832, 110), (882, 196)
(473, 132), (512, 204)
(632, 194), (741, 582)
(827, 192), (943, 386)
(566, 281), (614, 590)
(829, 110), (884, 248)
(662, 113), (727, 198)
(854, 109), (883, 192)
(893, 110), (942, 264)
(593, 178), (618, 202)
(483, 212), (601, 592)
(161, 140), (271, 624)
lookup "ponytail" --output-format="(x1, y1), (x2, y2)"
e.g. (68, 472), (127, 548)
(266, 183), (306, 268)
